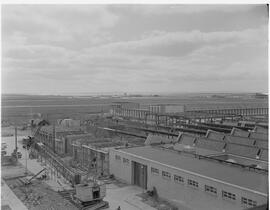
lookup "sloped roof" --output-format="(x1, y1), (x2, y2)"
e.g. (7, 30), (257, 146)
(225, 135), (255, 146)
(230, 127), (250, 138)
(225, 144), (259, 159)
(249, 132), (268, 141)
(253, 126), (268, 134)
(196, 137), (225, 152)
(255, 140), (268, 149)
(260, 149), (268, 161)
(178, 133), (196, 146)
(206, 130), (225, 141)
(144, 134), (178, 145)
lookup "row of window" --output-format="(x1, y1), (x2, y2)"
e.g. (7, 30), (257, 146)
(188, 179), (198, 188)
(115, 155), (130, 165)
(150, 167), (257, 207)
(241, 197), (257, 207)
(222, 191), (236, 200)
(123, 158), (129, 164)
(114, 156), (258, 208)
(205, 185), (217, 194)
(115, 155), (121, 160)
(162, 171), (171, 179)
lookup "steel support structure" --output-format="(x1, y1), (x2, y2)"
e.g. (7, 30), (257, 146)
(34, 143), (81, 185)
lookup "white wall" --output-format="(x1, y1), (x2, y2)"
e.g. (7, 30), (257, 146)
(109, 148), (268, 210)
(109, 149), (132, 184)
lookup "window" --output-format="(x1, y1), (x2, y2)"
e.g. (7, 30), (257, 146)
(162, 171), (171, 180)
(187, 179), (198, 188)
(151, 167), (159, 175)
(241, 197), (257, 207)
(174, 175), (184, 183)
(123, 158), (129, 165)
(222, 191), (236, 201)
(115, 155), (121, 161)
(205, 185), (217, 195)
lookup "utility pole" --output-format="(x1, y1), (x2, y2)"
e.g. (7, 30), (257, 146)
(25, 126), (30, 175)
(15, 126), (18, 162)
(25, 146), (28, 175)
(52, 123), (56, 153)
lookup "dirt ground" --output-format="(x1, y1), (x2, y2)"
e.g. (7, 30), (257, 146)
(1, 126), (30, 137)
(2, 161), (31, 179)
(137, 193), (180, 210)
(5, 178), (77, 210)
(2, 161), (77, 210)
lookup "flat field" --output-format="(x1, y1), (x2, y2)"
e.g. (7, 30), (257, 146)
(2, 93), (267, 125)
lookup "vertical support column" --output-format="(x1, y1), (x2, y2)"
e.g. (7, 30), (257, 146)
(14, 126), (18, 161)
(82, 146), (85, 167)
(52, 124), (56, 153)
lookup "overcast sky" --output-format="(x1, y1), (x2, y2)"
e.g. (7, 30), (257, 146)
(2, 4), (268, 95)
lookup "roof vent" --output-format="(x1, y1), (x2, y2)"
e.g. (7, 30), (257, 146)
(256, 164), (263, 169)
(226, 159), (236, 163)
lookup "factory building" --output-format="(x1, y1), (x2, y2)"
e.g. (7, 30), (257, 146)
(34, 125), (85, 154)
(64, 133), (95, 155)
(177, 129), (268, 163)
(110, 102), (268, 126)
(72, 139), (124, 176)
(109, 127), (268, 210)
(110, 102), (140, 115)
(109, 146), (268, 210)
(57, 118), (81, 128)
(149, 104), (186, 114)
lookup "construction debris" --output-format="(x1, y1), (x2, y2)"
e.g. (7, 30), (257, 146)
(5, 178), (77, 210)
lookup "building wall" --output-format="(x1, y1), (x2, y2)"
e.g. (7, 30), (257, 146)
(164, 105), (185, 113)
(109, 148), (267, 210)
(55, 138), (65, 155)
(58, 119), (80, 127)
(149, 104), (185, 114)
(72, 144), (110, 176)
(110, 149), (132, 183)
